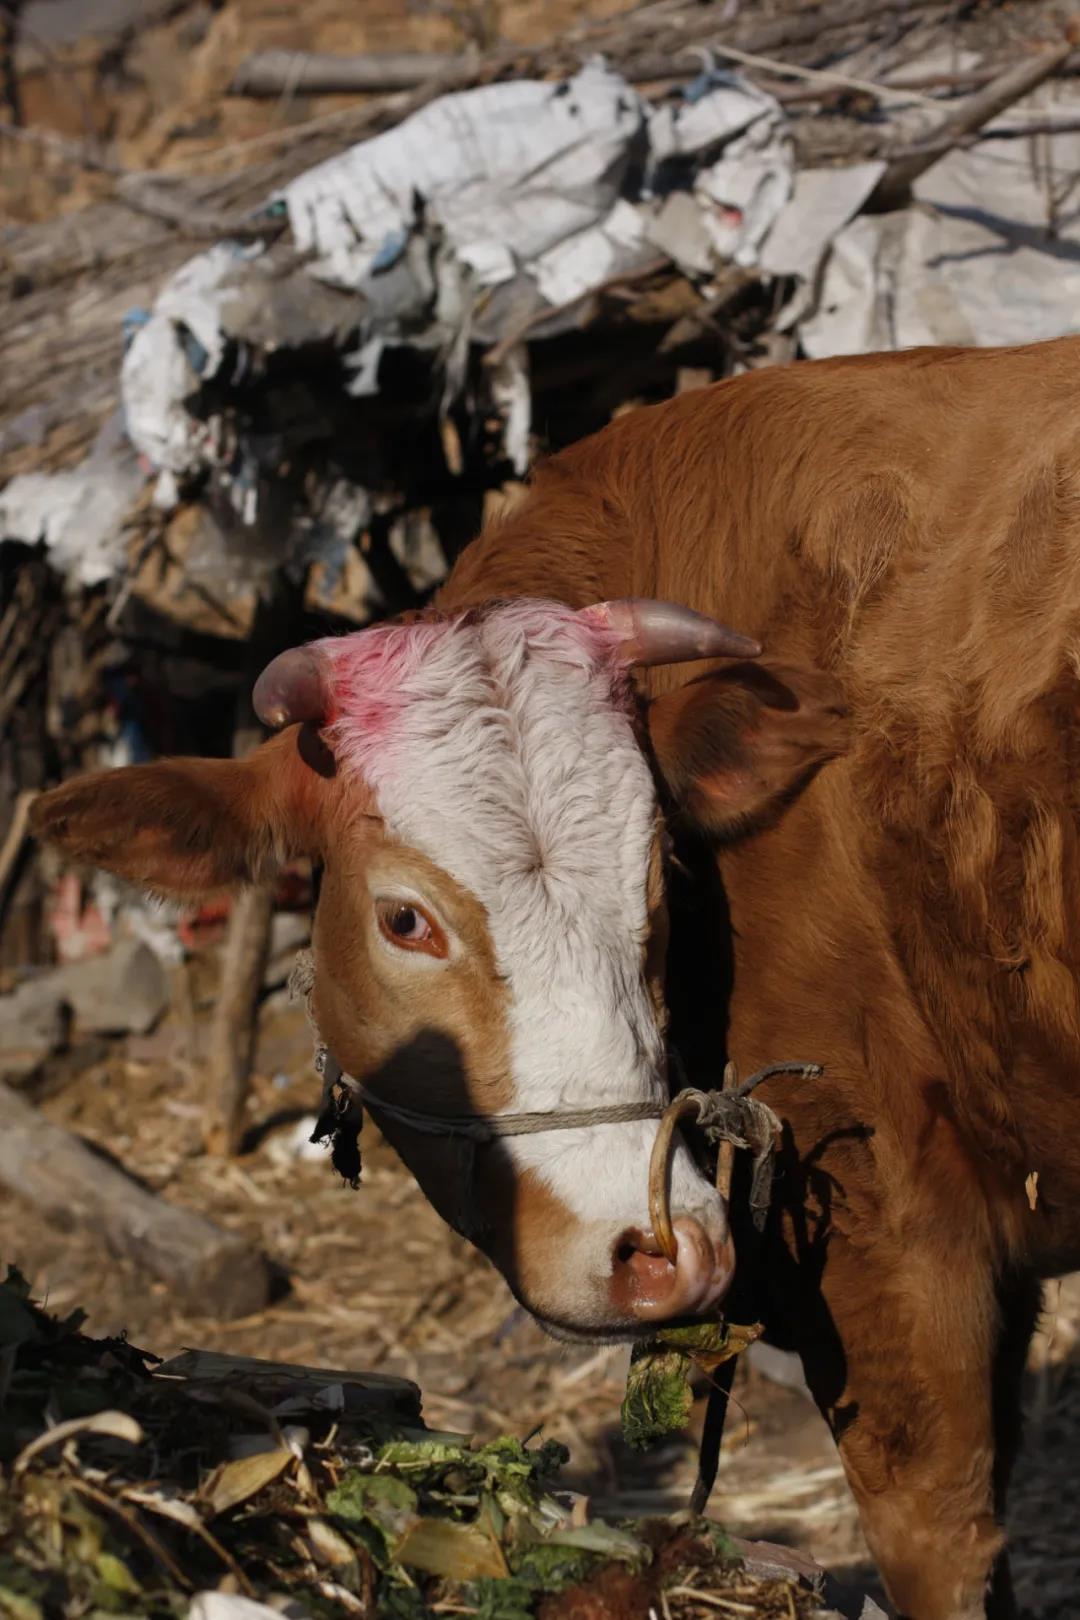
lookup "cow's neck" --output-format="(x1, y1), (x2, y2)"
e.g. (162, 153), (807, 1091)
(438, 503), (632, 616)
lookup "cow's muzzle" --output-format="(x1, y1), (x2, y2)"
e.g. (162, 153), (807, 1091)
(610, 1215), (736, 1321)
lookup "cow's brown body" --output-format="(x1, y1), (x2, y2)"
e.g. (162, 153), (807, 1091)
(33, 337), (1080, 1618)
(442, 338), (1080, 1617)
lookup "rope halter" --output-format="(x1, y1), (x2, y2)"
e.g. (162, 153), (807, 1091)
(290, 949), (821, 1246)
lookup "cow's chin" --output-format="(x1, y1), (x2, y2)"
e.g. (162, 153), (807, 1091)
(529, 1314), (663, 1347)
(525, 1307), (722, 1348)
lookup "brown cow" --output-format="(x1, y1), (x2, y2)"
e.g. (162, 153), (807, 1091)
(32, 335), (1080, 1619)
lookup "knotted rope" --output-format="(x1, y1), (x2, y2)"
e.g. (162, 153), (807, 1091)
(290, 949), (669, 1203)
(646, 1062), (822, 1260)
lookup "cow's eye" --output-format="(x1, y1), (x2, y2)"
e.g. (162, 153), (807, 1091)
(376, 899), (447, 958)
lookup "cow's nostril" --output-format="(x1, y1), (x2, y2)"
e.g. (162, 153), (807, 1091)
(609, 1216), (735, 1322)
(614, 1226), (665, 1263)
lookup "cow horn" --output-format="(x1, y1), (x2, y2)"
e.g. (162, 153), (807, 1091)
(253, 647), (330, 730)
(589, 599), (761, 666)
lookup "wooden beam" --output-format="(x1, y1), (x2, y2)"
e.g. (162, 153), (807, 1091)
(230, 49), (460, 98)
(0, 1081), (273, 1318)
(868, 34), (1078, 212)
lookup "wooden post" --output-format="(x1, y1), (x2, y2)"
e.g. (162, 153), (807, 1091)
(0, 1082), (272, 1318)
(203, 883), (274, 1157)
(203, 575), (302, 1159)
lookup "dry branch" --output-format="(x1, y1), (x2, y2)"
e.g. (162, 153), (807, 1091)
(706, 38), (940, 106)
(869, 33), (1079, 210)
(0, 116), (124, 171)
(0, 790), (36, 899)
(810, 114), (1080, 165)
(0, 1081), (273, 1316)
(113, 175), (289, 241)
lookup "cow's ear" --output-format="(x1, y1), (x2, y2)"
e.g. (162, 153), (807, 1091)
(647, 661), (850, 839)
(31, 724), (338, 899)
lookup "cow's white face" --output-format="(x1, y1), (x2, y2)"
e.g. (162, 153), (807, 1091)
(307, 603), (733, 1337)
(34, 593), (847, 1340)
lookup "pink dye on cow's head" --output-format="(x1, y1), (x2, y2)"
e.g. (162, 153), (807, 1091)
(312, 602), (629, 788)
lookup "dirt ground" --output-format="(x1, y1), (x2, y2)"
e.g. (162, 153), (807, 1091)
(3, 967), (1079, 1618)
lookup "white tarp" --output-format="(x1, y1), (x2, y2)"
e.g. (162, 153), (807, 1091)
(648, 72), (778, 162)
(121, 243), (259, 476)
(801, 88), (1080, 356)
(119, 61), (792, 500)
(760, 161), (886, 279)
(0, 413), (143, 586)
(694, 102), (794, 267)
(282, 58), (646, 292)
(56, 49), (1080, 586)
(282, 61), (793, 300)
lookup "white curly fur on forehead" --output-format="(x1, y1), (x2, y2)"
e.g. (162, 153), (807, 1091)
(317, 602), (627, 777)
(313, 602), (707, 1232)
(318, 603), (649, 933)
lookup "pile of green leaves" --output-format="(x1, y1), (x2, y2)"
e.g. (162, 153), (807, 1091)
(0, 1269), (817, 1620)
(324, 1436), (644, 1619)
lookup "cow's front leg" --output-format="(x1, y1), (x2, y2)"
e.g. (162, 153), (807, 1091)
(776, 1227), (1011, 1620)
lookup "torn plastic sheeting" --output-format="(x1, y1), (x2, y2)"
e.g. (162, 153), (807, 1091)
(431, 246), (477, 416)
(208, 261), (362, 356)
(488, 345), (531, 476)
(695, 109), (793, 268)
(122, 243), (263, 474)
(648, 71), (781, 165)
(531, 198), (649, 308)
(0, 413), (143, 586)
(124, 238), (369, 478)
(800, 98), (1080, 357)
(387, 508), (452, 597)
(117, 61), (795, 501)
(282, 59), (646, 293)
(470, 270), (547, 348)
(646, 191), (714, 275)
(458, 238), (515, 286)
(343, 333), (384, 397)
(288, 477), (373, 598)
(759, 162), (886, 280)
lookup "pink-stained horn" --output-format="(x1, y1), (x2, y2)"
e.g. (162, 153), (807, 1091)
(252, 646), (330, 730)
(588, 599), (761, 666)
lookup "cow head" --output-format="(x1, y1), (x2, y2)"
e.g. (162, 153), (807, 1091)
(32, 598), (847, 1340)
